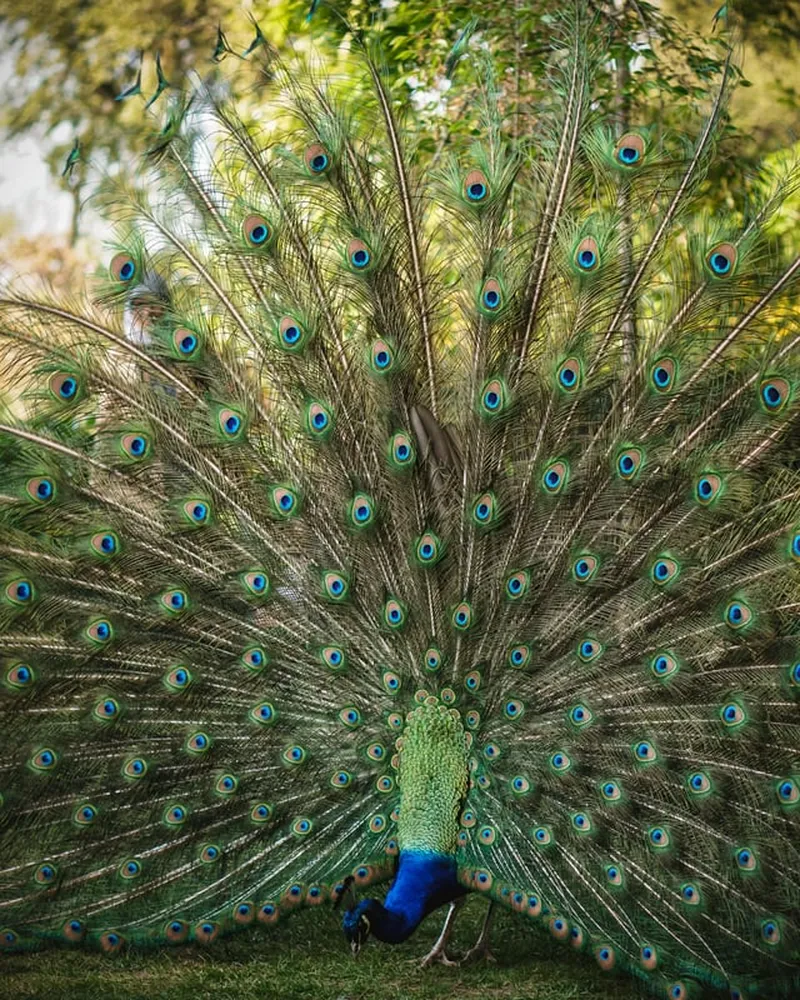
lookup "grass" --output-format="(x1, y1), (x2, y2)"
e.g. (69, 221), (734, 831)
(2, 895), (648, 1000)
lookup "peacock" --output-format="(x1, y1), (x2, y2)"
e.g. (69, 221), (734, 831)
(1, 9), (800, 1000)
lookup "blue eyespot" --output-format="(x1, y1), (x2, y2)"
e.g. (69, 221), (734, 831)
(250, 224), (268, 245)
(310, 153), (328, 172)
(283, 325), (300, 345)
(15, 582), (31, 601)
(698, 477), (714, 499)
(654, 366), (670, 387)
(573, 555), (597, 580)
(485, 390), (499, 409)
(654, 561), (669, 580)
(355, 504), (369, 521)
(98, 534), (116, 554)
(619, 145), (639, 164)
(179, 333), (197, 353)
(560, 367), (577, 388)
(483, 288), (500, 309)
(726, 601), (751, 627)
(710, 252), (731, 275)
(468, 182), (486, 200)
(37, 480), (53, 499)
(352, 248), (369, 268)
(225, 414), (241, 434)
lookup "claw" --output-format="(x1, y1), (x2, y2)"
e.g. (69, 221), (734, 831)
(460, 943), (496, 964)
(418, 948), (459, 968)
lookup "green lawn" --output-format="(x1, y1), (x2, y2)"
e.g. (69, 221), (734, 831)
(3, 895), (648, 1000)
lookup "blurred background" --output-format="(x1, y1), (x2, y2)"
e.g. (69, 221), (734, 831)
(1, 0), (799, 291)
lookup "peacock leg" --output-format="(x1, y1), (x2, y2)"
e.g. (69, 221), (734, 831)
(460, 901), (496, 964)
(418, 899), (463, 967)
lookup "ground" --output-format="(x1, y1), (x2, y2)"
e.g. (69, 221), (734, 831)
(2, 895), (648, 1000)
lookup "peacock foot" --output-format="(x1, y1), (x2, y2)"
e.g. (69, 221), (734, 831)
(417, 899), (463, 968)
(459, 942), (497, 964)
(417, 945), (460, 968)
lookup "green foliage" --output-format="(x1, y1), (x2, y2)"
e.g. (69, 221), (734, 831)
(0, 0), (742, 239)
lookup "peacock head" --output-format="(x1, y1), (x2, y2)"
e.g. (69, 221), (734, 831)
(341, 898), (376, 958)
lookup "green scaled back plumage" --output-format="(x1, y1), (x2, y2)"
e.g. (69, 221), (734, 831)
(1, 10), (800, 998)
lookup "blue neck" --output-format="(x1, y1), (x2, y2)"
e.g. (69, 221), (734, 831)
(369, 851), (465, 943)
